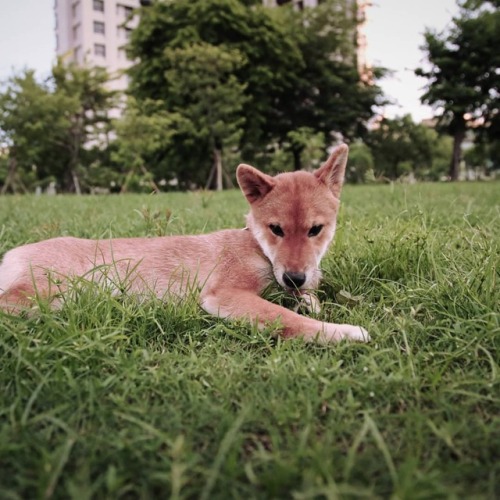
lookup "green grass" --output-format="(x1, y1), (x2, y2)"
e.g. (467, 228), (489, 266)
(0, 182), (498, 499)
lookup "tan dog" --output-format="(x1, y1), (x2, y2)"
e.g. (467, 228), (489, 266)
(0, 144), (369, 343)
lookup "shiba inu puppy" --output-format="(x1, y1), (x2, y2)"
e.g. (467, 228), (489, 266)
(0, 144), (369, 343)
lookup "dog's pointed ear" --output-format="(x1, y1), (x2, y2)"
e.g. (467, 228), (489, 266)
(237, 164), (276, 204)
(314, 144), (349, 199)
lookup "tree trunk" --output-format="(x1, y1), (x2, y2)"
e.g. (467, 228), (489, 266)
(1, 157), (17, 195)
(205, 163), (215, 190)
(1, 154), (27, 195)
(214, 147), (223, 191)
(71, 168), (82, 195)
(292, 148), (302, 171)
(140, 165), (160, 193)
(67, 115), (83, 194)
(393, 162), (399, 180)
(449, 127), (466, 181)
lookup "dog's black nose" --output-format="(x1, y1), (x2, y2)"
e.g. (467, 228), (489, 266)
(283, 271), (306, 289)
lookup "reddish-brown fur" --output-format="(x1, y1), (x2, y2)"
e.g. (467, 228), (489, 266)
(0, 145), (369, 343)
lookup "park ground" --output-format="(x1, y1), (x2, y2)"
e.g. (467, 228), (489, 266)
(0, 181), (498, 498)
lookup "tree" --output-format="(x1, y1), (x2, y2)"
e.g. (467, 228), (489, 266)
(0, 61), (117, 194)
(416, 0), (500, 180)
(366, 115), (441, 180)
(51, 59), (118, 193)
(128, 0), (382, 178)
(272, 1), (384, 169)
(345, 141), (374, 183)
(0, 71), (56, 193)
(163, 43), (248, 189)
(128, 0), (303, 163)
(286, 127), (326, 171)
(112, 98), (186, 192)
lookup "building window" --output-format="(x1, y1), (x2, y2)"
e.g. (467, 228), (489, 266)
(72, 1), (79, 17)
(74, 46), (81, 63)
(94, 43), (106, 57)
(93, 0), (104, 12)
(93, 21), (105, 34)
(73, 23), (80, 41)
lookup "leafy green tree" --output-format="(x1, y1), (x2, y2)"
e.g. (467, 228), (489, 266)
(345, 141), (375, 183)
(0, 71), (56, 193)
(51, 59), (118, 193)
(0, 61), (117, 193)
(366, 115), (440, 180)
(112, 98), (186, 192)
(128, 0), (382, 177)
(273, 1), (384, 169)
(128, 0), (302, 161)
(427, 134), (454, 180)
(463, 139), (500, 176)
(264, 127), (326, 175)
(163, 43), (248, 189)
(286, 127), (326, 171)
(416, 0), (500, 180)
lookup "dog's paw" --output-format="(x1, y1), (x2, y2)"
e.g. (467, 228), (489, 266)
(319, 323), (370, 343)
(294, 292), (321, 315)
(343, 325), (371, 342)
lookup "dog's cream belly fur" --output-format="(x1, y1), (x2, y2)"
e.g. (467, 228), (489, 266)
(0, 230), (272, 303)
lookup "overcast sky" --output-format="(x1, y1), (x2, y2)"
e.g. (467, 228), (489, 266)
(365, 0), (458, 121)
(0, 0), (459, 122)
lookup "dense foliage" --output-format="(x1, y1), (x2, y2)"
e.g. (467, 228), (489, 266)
(416, 0), (500, 179)
(127, 0), (382, 180)
(0, 61), (117, 193)
(0, 0), (498, 192)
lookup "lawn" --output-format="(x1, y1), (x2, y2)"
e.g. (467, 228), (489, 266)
(0, 182), (498, 499)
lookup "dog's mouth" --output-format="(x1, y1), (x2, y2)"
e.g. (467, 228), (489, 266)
(284, 285), (306, 294)
(277, 273), (308, 294)
(274, 267), (321, 294)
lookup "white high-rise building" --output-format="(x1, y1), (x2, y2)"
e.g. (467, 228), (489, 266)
(54, 0), (141, 93)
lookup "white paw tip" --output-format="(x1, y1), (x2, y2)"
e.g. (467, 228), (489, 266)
(351, 326), (371, 342)
(354, 326), (371, 342)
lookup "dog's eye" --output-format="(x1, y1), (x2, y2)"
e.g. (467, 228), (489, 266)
(269, 224), (284, 237)
(308, 225), (323, 237)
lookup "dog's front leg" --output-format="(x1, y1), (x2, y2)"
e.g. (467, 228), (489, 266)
(201, 288), (369, 344)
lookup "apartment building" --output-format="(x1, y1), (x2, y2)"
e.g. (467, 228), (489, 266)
(54, 0), (140, 93)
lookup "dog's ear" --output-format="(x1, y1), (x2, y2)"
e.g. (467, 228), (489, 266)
(314, 144), (349, 199)
(237, 164), (276, 204)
